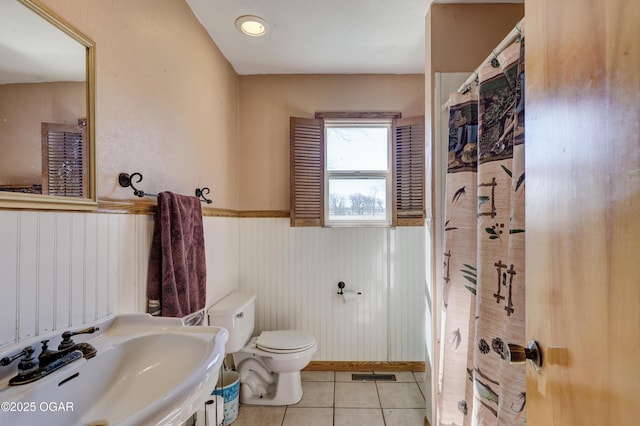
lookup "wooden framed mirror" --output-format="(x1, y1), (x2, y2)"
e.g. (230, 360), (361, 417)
(0, 0), (96, 210)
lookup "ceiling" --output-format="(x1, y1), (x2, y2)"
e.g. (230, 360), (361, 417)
(186, 0), (430, 75)
(0, 0), (523, 82)
(186, 0), (522, 75)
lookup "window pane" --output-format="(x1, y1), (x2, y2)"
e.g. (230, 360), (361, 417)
(326, 126), (388, 171)
(328, 178), (387, 221)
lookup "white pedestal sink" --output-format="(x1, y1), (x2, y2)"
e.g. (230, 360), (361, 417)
(0, 314), (228, 426)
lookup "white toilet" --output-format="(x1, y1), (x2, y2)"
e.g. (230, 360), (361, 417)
(208, 291), (317, 406)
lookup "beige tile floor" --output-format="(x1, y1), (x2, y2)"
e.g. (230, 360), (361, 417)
(230, 370), (428, 426)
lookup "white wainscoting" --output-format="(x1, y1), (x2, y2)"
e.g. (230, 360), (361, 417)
(0, 211), (424, 362)
(389, 226), (428, 361)
(238, 218), (426, 361)
(0, 211), (120, 348)
(0, 211), (240, 350)
(115, 215), (240, 315)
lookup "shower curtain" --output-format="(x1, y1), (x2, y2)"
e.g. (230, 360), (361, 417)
(438, 34), (525, 425)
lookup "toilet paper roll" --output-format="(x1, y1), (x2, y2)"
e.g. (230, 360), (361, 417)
(195, 409), (206, 426)
(204, 395), (224, 426)
(341, 291), (358, 302)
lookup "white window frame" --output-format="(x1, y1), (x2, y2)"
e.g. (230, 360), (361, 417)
(324, 119), (392, 227)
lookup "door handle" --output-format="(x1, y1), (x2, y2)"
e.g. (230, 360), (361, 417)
(502, 339), (542, 372)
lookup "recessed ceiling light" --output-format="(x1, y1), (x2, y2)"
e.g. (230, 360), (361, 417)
(235, 15), (269, 37)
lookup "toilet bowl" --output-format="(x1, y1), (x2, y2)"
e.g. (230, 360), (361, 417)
(208, 291), (317, 406)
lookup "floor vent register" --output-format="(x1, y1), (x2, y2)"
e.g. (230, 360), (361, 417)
(351, 374), (397, 381)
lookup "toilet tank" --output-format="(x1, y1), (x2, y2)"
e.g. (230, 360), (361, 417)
(208, 291), (257, 353)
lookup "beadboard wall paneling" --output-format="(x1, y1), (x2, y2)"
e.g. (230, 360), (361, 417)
(53, 214), (72, 331)
(0, 212), (122, 348)
(0, 212), (240, 351)
(389, 226), (427, 361)
(0, 210), (423, 362)
(204, 216), (240, 306)
(238, 218), (289, 331)
(133, 214), (154, 314)
(115, 215), (240, 314)
(238, 218), (426, 361)
(0, 212), (18, 347)
(113, 213), (139, 315)
(18, 212), (38, 341)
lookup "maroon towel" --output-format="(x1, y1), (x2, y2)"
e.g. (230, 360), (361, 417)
(147, 191), (206, 319)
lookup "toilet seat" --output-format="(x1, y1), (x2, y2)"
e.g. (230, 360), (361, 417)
(256, 330), (316, 354)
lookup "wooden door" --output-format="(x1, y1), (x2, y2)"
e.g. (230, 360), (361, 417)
(525, 0), (640, 424)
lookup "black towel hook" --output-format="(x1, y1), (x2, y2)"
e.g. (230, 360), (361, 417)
(195, 187), (213, 204)
(118, 172), (146, 197)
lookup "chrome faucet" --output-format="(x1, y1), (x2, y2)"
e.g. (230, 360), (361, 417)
(1, 326), (99, 386)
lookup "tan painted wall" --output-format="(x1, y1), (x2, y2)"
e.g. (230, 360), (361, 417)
(238, 74), (425, 211)
(40, 0), (240, 209)
(0, 82), (85, 185)
(430, 4), (524, 74)
(13, 1), (520, 214)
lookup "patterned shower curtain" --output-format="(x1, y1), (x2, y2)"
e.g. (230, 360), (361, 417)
(438, 33), (525, 426)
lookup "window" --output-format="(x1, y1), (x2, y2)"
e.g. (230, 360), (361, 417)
(325, 120), (392, 226)
(290, 113), (425, 227)
(42, 121), (87, 198)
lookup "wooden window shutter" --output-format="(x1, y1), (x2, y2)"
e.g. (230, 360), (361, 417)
(290, 117), (324, 226)
(42, 122), (87, 198)
(393, 116), (425, 226)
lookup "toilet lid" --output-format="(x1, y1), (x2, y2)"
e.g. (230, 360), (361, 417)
(256, 330), (315, 353)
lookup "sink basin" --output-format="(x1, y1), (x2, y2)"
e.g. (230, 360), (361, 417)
(0, 314), (228, 426)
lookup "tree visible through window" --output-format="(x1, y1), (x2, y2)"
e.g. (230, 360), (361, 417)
(325, 122), (391, 225)
(290, 113), (425, 227)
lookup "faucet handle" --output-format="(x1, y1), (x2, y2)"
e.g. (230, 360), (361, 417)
(61, 326), (100, 340)
(1, 346), (39, 374)
(1, 346), (31, 367)
(59, 326), (100, 350)
(17, 346), (39, 374)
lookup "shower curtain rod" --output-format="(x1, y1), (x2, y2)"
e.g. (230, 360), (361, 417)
(457, 18), (524, 94)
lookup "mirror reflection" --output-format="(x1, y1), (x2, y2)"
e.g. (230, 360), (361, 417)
(0, 0), (95, 207)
